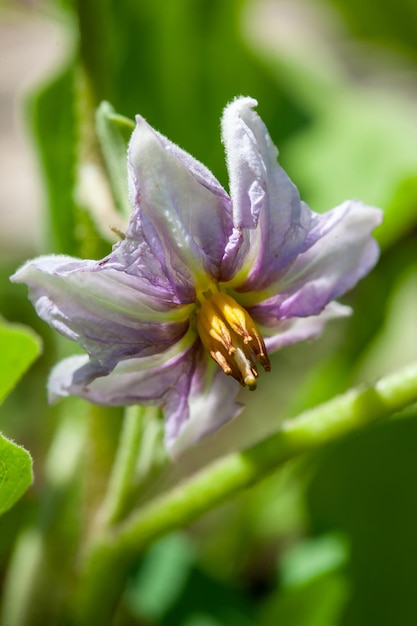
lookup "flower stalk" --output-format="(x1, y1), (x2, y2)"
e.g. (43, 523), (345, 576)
(99, 405), (165, 526)
(98, 406), (148, 526)
(73, 362), (417, 624)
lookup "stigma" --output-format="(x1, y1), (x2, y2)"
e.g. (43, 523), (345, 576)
(196, 291), (271, 390)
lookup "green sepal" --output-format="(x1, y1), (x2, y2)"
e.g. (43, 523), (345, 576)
(95, 101), (135, 221)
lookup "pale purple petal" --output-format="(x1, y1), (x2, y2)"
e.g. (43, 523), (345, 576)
(12, 255), (191, 377)
(153, 128), (231, 205)
(48, 355), (91, 403)
(49, 339), (242, 457)
(247, 202), (382, 320)
(128, 116), (233, 289)
(48, 338), (197, 408)
(99, 230), (193, 304)
(220, 96), (312, 284)
(166, 358), (243, 458)
(261, 302), (352, 353)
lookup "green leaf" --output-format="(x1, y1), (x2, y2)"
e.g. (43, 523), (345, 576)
(0, 320), (42, 406)
(95, 101), (135, 221)
(0, 434), (33, 516)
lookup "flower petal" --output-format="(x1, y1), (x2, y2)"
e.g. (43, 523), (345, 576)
(48, 338), (197, 406)
(49, 339), (242, 457)
(165, 356), (243, 457)
(100, 228), (192, 305)
(247, 201), (382, 319)
(128, 115), (233, 291)
(12, 255), (191, 377)
(220, 96), (312, 284)
(261, 302), (352, 353)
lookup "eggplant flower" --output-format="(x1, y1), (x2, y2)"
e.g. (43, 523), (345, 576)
(11, 97), (382, 454)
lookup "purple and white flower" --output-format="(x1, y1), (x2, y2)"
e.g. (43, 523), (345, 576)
(12, 97), (382, 454)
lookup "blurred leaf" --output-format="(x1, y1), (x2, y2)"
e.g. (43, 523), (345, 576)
(280, 533), (349, 589)
(0, 319), (42, 406)
(307, 411), (417, 626)
(245, 1), (417, 247)
(95, 101), (134, 220)
(258, 531), (350, 626)
(284, 91), (417, 248)
(376, 176), (417, 249)
(182, 615), (224, 626)
(164, 563), (255, 626)
(126, 533), (195, 620)
(259, 572), (349, 626)
(356, 263), (417, 380)
(127, 531), (256, 625)
(79, 0), (307, 183)
(27, 61), (77, 254)
(0, 435), (33, 517)
(327, 0), (417, 61)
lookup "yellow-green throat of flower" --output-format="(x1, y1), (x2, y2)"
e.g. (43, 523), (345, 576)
(196, 291), (271, 390)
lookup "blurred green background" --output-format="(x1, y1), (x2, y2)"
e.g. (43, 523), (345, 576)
(0, 0), (416, 624)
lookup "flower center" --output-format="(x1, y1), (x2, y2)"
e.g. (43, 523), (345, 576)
(196, 291), (271, 390)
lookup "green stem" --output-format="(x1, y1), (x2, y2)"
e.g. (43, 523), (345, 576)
(99, 406), (166, 526)
(99, 406), (147, 526)
(73, 363), (417, 624)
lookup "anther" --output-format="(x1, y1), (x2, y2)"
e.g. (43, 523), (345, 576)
(196, 291), (271, 389)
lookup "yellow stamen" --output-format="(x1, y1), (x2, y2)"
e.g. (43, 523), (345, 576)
(196, 291), (271, 389)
